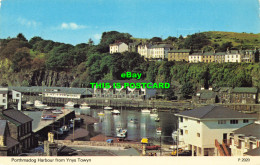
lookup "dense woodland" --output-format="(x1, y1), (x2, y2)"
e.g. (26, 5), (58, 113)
(0, 31), (260, 99)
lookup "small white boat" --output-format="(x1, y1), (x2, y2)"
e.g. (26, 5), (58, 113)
(172, 131), (178, 139)
(97, 112), (105, 116)
(156, 127), (162, 134)
(25, 101), (33, 105)
(111, 109), (120, 115)
(150, 113), (158, 117)
(80, 102), (90, 109)
(65, 101), (75, 107)
(44, 107), (56, 110)
(116, 128), (127, 138)
(104, 106), (113, 110)
(52, 110), (63, 114)
(34, 100), (47, 107)
(141, 109), (150, 113)
(155, 117), (160, 122)
(60, 125), (70, 132)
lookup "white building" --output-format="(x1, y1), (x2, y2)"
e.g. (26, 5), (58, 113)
(149, 44), (173, 60)
(175, 105), (257, 156)
(225, 50), (242, 63)
(137, 44), (152, 59)
(189, 53), (203, 63)
(109, 42), (128, 54)
(230, 121), (260, 156)
(0, 88), (22, 110)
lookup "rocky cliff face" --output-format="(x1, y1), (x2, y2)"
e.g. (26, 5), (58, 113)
(0, 69), (75, 87)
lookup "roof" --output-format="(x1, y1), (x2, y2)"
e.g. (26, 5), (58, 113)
(232, 87), (258, 93)
(169, 49), (191, 53)
(150, 44), (173, 49)
(97, 80), (151, 86)
(6, 136), (19, 149)
(176, 105), (258, 120)
(233, 123), (260, 139)
(197, 90), (216, 100)
(0, 120), (7, 136)
(1, 109), (33, 126)
(109, 42), (127, 46)
(9, 86), (93, 95)
(244, 147), (260, 156)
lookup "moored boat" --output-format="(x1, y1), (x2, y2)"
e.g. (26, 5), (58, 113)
(155, 117), (160, 122)
(111, 109), (120, 115)
(104, 106), (113, 110)
(141, 109), (151, 113)
(44, 107), (56, 110)
(116, 127), (127, 138)
(25, 101), (33, 105)
(52, 110), (63, 114)
(156, 127), (162, 134)
(34, 100), (47, 107)
(80, 102), (90, 109)
(65, 101), (75, 107)
(97, 112), (105, 116)
(41, 115), (56, 120)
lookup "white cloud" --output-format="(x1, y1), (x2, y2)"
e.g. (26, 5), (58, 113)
(60, 22), (87, 30)
(0, 0), (3, 8)
(94, 34), (101, 40)
(17, 17), (39, 27)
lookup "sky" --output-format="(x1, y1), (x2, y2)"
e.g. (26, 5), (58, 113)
(0, 0), (259, 45)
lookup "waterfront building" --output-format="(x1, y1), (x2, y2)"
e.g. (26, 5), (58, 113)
(168, 49), (191, 62)
(109, 42), (128, 54)
(175, 105), (257, 156)
(9, 86), (93, 100)
(193, 89), (217, 104)
(0, 88), (22, 110)
(0, 120), (20, 156)
(0, 108), (36, 152)
(229, 121), (260, 156)
(92, 80), (156, 100)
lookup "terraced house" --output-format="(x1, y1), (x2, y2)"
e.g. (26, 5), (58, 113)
(0, 109), (36, 152)
(230, 87), (258, 104)
(168, 49), (191, 62)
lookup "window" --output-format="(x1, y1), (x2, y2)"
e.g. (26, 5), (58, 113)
(16, 94), (20, 97)
(185, 118), (188, 121)
(185, 130), (188, 134)
(197, 133), (200, 137)
(180, 129), (183, 135)
(230, 120), (238, 124)
(243, 119), (249, 123)
(3, 94), (6, 97)
(218, 120), (226, 124)
(2, 99), (6, 103)
(197, 120), (200, 124)
(180, 117), (183, 122)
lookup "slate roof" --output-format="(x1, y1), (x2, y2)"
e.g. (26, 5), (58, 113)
(1, 109), (33, 126)
(244, 147), (260, 156)
(197, 90), (216, 100)
(150, 44), (173, 49)
(169, 49), (191, 53)
(9, 86), (93, 95)
(6, 136), (19, 149)
(232, 123), (260, 139)
(232, 87), (258, 93)
(0, 120), (7, 136)
(176, 105), (258, 119)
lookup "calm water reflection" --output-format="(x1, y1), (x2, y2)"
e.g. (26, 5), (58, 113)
(75, 108), (177, 144)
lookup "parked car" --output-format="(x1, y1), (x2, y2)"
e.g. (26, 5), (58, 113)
(145, 143), (161, 150)
(171, 148), (184, 156)
(172, 150), (195, 156)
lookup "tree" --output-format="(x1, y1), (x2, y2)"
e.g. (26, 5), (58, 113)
(181, 82), (194, 99)
(218, 42), (233, 52)
(17, 33), (27, 42)
(88, 38), (94, 46)
(184, 33), (211, 50)
(149, 37), (162, 43)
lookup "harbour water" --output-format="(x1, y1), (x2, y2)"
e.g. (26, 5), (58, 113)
(74, 108), (178, 144)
